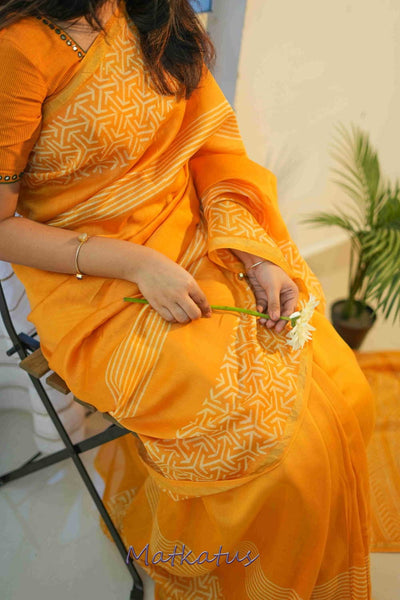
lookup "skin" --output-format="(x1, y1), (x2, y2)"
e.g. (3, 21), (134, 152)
(229, 250), (299, 333)
(52, 0), (118, 51)
(0, 186), (298, 332)
(0, 2), (299, 331)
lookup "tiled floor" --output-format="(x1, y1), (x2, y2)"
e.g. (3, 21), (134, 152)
(1, 408), (399, 599)
(1, 243), (400, 599)
(0, 410), (155, 600)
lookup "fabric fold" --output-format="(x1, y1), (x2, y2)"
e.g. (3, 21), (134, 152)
(1, 7), (376, 597)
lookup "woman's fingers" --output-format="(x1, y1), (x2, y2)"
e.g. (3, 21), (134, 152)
(189, 289), (212, 318)
(157, 306), (177, 323)
(274, 303), (293, 333)
(170, 303), (192, 323)
(256, 303), (268, 326)
(247, 269), (282, 327)
(246, 262), (300, 332)
(159, 292), (211, 324)
(274, 285), (299, 333)
(265, 285), (281, 328)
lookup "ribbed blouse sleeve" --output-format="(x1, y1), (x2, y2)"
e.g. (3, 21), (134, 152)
(0, 37), (47, 184)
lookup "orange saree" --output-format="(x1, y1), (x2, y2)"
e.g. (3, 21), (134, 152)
(1, 4), (376, 599)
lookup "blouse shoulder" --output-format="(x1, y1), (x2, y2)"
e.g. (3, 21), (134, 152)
(0, 16), (81, 94)
(0, 17), (82, 184)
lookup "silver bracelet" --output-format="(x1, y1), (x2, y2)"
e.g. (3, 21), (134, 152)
(247, 260), (266, 271)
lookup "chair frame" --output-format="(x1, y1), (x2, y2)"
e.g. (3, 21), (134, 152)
(0, 280), (144, 600)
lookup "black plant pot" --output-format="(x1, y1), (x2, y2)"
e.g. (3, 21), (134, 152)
(330, 299), (377, 350)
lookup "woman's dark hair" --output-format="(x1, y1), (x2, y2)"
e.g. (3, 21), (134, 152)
(0, 0), (216, 99)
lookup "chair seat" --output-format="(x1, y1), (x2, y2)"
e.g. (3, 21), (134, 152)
(19, 347), (124, 429)
(72, 396), (124, 429)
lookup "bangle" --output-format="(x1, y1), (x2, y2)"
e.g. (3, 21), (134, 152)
(74, 232), (90, 280)
(247, 260), (266, 271)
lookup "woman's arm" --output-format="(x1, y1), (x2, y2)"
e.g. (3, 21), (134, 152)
(229, 248), (266, 270)
(187, 67), (327, 316)
(0, 183), (149, 281)
(230, 247), (299, 332)
(0, 183), (211, 323)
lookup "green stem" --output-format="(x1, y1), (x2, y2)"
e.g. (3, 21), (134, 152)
(210, 304), (291, 321)
(123, 297), (293, 322)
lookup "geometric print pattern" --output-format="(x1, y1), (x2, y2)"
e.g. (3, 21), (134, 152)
(132, 172), (326, 484)
(43, 100), (234, 227)
(103, 486), (138, 532)
(309, 555), (370, 600)
(278, 236), (327, 315)
(140, 201), (305, 483)
(127, 477), (371, 599)
(22, 7), (324, 489)
(12, 10), (373, 600)
(202, 193), (287, 272)
(105, 302), (172, 422)
(25, 17), (176, 189)
(105, 214), (210, 422)
(239, 541), (370, 600)
(201, 182), (327, 315)
(141, 477), (225, 598)
(142, 305), (301, 481)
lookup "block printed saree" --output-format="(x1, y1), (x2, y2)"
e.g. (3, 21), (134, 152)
(8, 4), (376, 599)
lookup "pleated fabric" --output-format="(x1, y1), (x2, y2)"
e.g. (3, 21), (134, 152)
(354, 350), (400, 553)
(0, 3), (376, 598)
(94, 311), (375, 600)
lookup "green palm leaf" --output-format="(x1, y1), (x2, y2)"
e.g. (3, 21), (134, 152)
(372, 271), (400, 323)
(299, 211), (357, 233)
(327, 178), (366, 225)
(302, 121), (400, 324)
(361, 228), (400, 322)
(329, 122), (381, 226)
(376, 186), (400, 228)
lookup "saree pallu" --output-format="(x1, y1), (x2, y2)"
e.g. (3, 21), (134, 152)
(12, 6), (376, 599)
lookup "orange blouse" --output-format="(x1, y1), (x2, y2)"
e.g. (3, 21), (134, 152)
(1, 9), (377, 600)
(0, 16), (87, 183)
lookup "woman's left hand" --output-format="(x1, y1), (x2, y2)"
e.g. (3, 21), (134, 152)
(231, 250), (299, 333)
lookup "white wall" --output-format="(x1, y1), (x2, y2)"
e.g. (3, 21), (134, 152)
(234, 0), (400, 254)
(207, 0), (247, 106)
(0, 262), (86, 454)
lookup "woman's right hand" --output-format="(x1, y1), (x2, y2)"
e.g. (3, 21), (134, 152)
(0, 199), (210, 325)
(128, 247), (212, 324)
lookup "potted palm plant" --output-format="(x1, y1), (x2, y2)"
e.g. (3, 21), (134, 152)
(300, 122), (400, 349)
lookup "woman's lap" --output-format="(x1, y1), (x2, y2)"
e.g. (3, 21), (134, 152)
(93, 309), (374, 599)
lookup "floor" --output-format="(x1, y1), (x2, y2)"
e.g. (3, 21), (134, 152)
(1, 247), (400, 599)
(0, 410), (156, 600)
(1, 393), (400, 599)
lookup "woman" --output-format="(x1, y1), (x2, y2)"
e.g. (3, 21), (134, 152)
(0, 1), (376, 598)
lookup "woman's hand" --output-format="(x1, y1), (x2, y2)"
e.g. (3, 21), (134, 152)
(231, 249), (299, 333)
(128, 247), (212, 324)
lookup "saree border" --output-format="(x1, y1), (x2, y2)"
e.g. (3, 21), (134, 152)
(41, 3), (123, 124)
(137, 338), (314, 498)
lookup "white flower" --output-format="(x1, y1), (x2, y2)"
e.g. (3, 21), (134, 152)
(285, 294), (320, 351)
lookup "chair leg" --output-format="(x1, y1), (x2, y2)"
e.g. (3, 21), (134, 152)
(130, 581), (145, 600)
(0, 281), (144, 597)
(0, 428), (144, 597)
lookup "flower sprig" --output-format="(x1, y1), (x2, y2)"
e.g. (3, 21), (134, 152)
(123, 294), (320, 351)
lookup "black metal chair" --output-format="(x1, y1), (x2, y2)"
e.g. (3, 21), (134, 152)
(0, 277), (144, 600)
